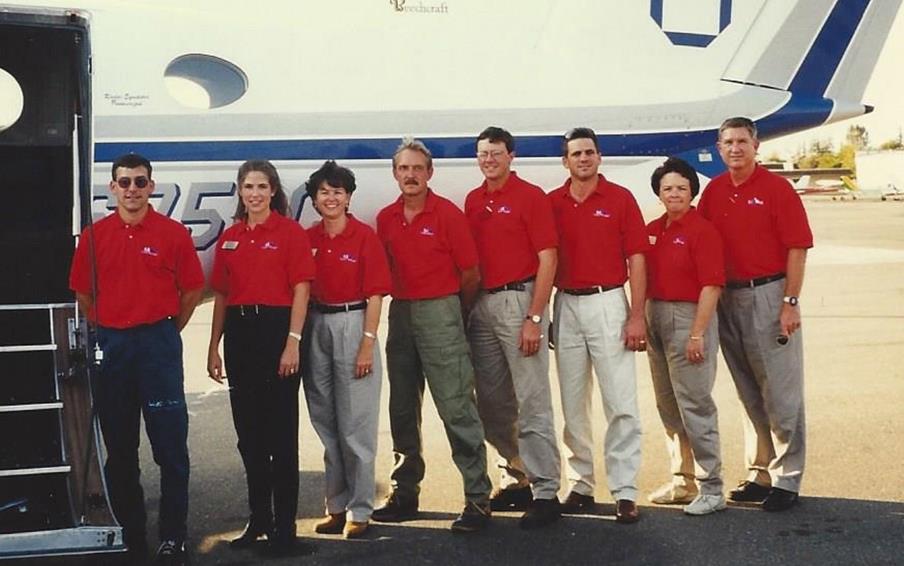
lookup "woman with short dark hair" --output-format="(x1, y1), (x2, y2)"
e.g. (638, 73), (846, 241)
(644, 157), (727, 516)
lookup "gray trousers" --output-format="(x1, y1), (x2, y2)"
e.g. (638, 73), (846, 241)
(469, 283), (561, 500)
(553, 288), (641, 501)
(718, 279), (806, 492)
(646, 300), (723, 495)
(385, 295), (492, 504)
(303, 309), (381, 522)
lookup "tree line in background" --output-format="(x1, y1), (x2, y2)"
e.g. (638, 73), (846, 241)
(763, 124), (904, 172)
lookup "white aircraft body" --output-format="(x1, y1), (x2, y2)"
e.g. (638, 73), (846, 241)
(1, 0), (901, 276)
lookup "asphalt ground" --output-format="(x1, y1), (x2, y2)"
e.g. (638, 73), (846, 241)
(12, 198), (904, 565)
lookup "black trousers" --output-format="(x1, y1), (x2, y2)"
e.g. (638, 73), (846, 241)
(223, 305), (300, 532)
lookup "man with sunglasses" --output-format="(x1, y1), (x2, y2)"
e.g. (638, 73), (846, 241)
(547, 127), (649, 524)
(69, 153), (204, 565)
(464, 126), (562, 529)
(698, 117), (812, 512)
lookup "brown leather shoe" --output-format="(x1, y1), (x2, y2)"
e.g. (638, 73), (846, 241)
(314, 513), (345, 535)
(343, 521), (369, 539)
(615, 499), (640, 524)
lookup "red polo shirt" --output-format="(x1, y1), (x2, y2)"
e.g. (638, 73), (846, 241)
(698, 165), (813, 281)
(548, 175), (649, 288)
(69, 208), (204, 329)
(211, 211), (315, 306)
(376, 190), (478, 300)
(646, 209), (725, 302)
(307, 215), (391, 304)
(464, 172), (558, 289)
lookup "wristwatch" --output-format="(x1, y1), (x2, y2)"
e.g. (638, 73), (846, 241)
(783, 296), (799, 307)
(526, 314), (542, 324)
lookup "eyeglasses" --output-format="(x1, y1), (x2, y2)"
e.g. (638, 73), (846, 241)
(477, 150), (507, 160)
(116, 176), (150, 189)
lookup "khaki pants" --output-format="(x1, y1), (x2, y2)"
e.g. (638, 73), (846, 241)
(646, 300), (723, 495)
(718, 279), (806, 492)
(303, 309), (381, 522)
(469, 283), (561, 500)
(553, 288), (641, 501)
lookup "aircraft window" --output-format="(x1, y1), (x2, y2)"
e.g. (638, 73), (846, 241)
(0, 67), (25, 131)
(164, 54), (247, 110)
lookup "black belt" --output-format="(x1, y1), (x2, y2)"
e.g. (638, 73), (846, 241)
(486, 276), (535, 294)
(227, 304), (289, 316)
(726, 273), (785, 289)
(312, 302), (367, 314)
(562, 285), (621, 296)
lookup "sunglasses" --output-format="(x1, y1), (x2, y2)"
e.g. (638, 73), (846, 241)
(116, 176), (150, 189)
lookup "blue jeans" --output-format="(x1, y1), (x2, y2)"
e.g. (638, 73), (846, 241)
(94, 319), (189, 544)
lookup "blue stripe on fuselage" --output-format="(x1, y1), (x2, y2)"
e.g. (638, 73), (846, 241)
(94, 93), (835, 176)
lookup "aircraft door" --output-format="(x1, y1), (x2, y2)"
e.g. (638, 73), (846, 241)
(0, 8), (124, 559)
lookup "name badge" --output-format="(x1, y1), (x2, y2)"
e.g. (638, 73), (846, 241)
(312, 248), (318, 256)
(648, 235), (657, 245)
(222, 240), (239, 250)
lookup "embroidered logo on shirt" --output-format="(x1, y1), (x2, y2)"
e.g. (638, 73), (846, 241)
(747, 197), (765, 206)
(496, 205), (513, 214)
(261, 241), (279, 250)
(339, 253), (358, 263)
(672, 236), (687, 246)
(140, 246), (159, 257)
(593, 209), (611, 218)
(420, 227), (436, 236)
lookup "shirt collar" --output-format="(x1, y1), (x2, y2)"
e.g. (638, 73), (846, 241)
(560, 174), (609, 202)
(241, 210), (282, 232)
(313, 214), (360, 240)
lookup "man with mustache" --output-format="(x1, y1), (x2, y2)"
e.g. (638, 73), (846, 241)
(373, 138), (492, 532)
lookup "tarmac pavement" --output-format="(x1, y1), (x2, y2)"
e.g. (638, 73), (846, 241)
(13, 199), (904, 565)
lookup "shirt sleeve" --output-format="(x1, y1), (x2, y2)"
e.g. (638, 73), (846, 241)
(68, 227), (93, 295)
(621, 192), (651, 257)
(174, 225), (205, 292)
(774, 180), (814, 249)
(694, 222), (726, 287)
(445, 204), (480, 271)
(287, 221), (316, 286)
(361, 228), (392, 297)
(210, 236), (229, 295)
(525, 188), (558, 252)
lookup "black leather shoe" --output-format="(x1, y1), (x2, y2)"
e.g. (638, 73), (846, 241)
(450, 501), (491, 533)
(229, 521), (271, 549)
(371, 492), (419, 522)
(728, 481), (771, 503)
(560, 491), (595, 514)
(762, 487), (799, 511)
(615, 499), (640, 524)
(519, 498), (561, 530)
(266, 526), (313, 558)
(153, 540), (187, 566)
(489, 485), (533, 512)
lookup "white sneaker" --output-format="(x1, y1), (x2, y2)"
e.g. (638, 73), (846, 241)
(683, 493), (727, 516)
(648, 482), (697, 505)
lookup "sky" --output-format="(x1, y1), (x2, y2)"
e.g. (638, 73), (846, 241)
(759, 7), (904, 158)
